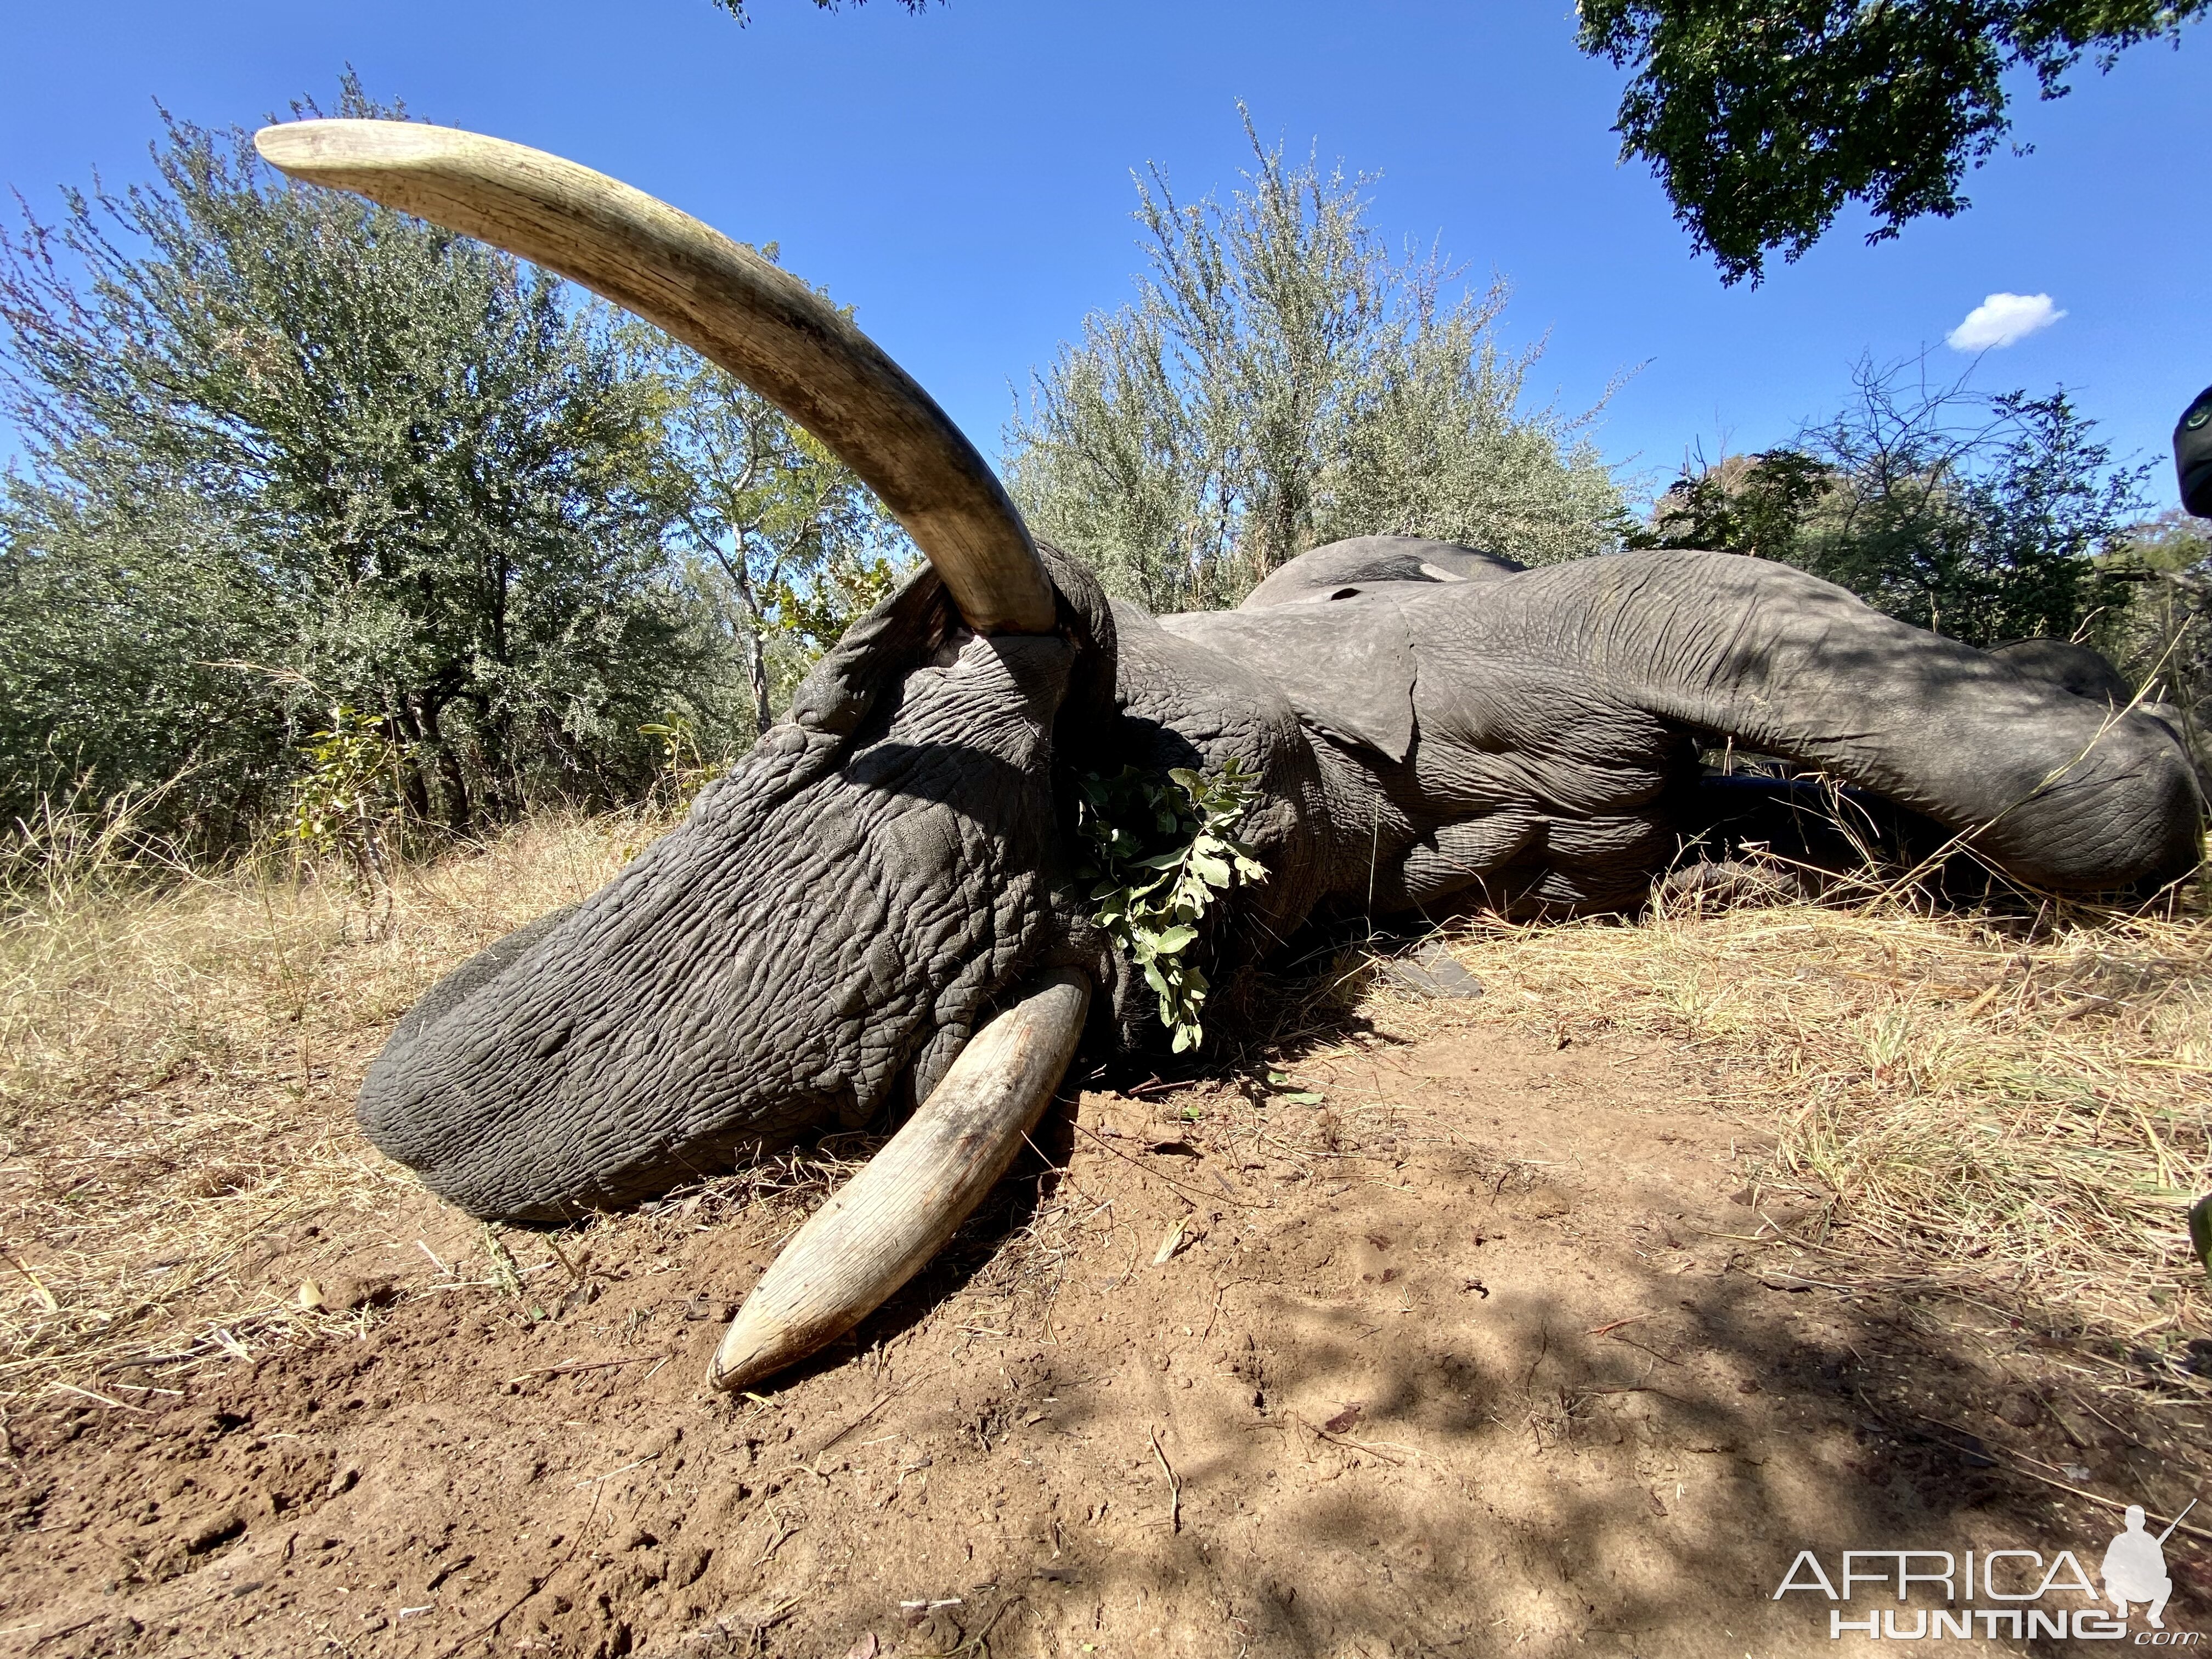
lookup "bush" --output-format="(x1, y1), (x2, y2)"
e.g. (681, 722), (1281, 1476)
(1007, 111), (1628, 613)
(0, 79), (738, 854)
(1641, 356), (2154, 649)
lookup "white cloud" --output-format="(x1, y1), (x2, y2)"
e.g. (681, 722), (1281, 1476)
(1945, 292), (2066, 351)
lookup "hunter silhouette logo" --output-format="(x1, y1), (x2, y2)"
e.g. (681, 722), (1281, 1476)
(2104, 1502), (2193, 1630)
(1773, 1497), (2200, 1641)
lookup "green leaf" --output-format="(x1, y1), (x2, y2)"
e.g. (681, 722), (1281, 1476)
(1275, 1090), (1324, 1105)
(1077, 758), (1268, 1051)
(2190, 1195), (2212, 1277)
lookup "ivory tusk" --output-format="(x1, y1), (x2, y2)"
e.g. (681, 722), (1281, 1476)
(708, 969), (1090, 1392)
(252, 119), (1057, 637)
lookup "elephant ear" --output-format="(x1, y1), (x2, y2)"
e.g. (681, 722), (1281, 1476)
(784, 564), (952, 740)
(780, 548), (1119, 751)
(1159, 597), (1418, 764)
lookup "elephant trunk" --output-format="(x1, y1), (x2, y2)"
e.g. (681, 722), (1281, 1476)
(1565, 551), (2204, 893)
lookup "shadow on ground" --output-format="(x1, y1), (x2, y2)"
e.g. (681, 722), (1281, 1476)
(4, 1012), (2205, 1658)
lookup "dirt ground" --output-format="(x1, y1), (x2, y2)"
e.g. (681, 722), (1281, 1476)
(5, 986), (2209, 1657)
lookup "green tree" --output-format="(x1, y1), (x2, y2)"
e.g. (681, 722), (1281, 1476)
(1792, 362), (2151, 644)
(1639, 445), (1833, 562)
(1006, 113), (1628, 614)
(1577, 0), (2209, 284)
(1646, 358), (2154, 646)
(627, 317), (906, 737)
(0, 80), (736, 851)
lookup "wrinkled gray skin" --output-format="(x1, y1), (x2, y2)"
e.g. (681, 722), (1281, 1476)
(361, 534), (2205, 1223)
(1988, 639), (2207, 792)
(1989, 638), (2136, 706)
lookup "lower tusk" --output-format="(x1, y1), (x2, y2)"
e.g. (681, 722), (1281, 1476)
(708, 969), (1091, 1392)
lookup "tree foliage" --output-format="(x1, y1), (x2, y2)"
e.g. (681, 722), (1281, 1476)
(1006, 114), (1627, 614)
(1641, 358), (2154, 646)
(1641, 445), (1830, 563)
(1, 81), (898, 860)
(1075, 760), (1266, 1053)
(630, 317), (904, 737)
(1578, 0), (2209, 284)
(0, 80), (731, 849)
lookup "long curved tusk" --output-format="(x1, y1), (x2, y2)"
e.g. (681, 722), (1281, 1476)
(709, 969), (1090, 1392)
(253, 119), (1057, 636)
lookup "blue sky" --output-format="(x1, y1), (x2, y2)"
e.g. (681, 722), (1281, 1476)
(4, 0), (2205, 510)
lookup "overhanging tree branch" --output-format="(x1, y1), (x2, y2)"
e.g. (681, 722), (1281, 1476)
(1577, 0), (2209, 284)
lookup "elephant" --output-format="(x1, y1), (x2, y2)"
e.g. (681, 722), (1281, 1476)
(1988, 638), (2207, 794)
(253, 120), (2207, 1391)
(1987, 638), (2136, 707)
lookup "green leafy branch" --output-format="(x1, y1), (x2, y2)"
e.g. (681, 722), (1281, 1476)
(1076, 759), (1267, 1053)
(639, 711), (726, 812)
(288, 707), (416, 888)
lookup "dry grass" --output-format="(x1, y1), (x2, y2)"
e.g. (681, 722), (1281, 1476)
(0, 808), (668, 1402)
(6, 798), (2208, 1406)
(1370, 891), (2212, 1346)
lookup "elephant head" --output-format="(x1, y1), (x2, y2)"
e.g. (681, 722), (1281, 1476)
(252, 121), (1139, 1385)
(258, 121), (2205, 1392)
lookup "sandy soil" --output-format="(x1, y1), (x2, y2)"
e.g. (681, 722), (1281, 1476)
(5, 1005), (2207, 1658)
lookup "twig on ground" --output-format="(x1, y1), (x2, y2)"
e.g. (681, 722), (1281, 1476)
(1914, 1423), (2212, 1544)
(1587, 1317), (1650, 1339)
(817, 1389), (898, 1452)
(1069, 1121), (1238, 1209)
(49, 1382), (146, 1413)
(1148, 1425), (1181, 1533)
(506, 1353), (665, 1385)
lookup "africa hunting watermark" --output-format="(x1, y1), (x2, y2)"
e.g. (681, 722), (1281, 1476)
(1775, 1500), (2199, 1641)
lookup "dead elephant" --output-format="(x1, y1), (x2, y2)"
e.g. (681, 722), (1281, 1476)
(256, 120), (2206, 1390)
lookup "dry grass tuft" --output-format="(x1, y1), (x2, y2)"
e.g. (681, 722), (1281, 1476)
(1367, 893), (2212, 1346)
(0, 807), (668, 1401)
